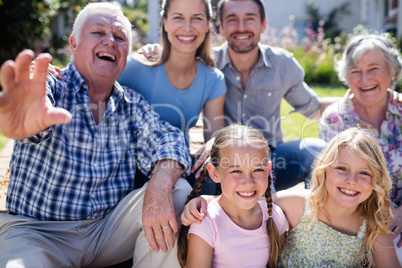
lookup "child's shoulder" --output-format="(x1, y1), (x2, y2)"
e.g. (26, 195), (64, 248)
(273, 189), (309, 228)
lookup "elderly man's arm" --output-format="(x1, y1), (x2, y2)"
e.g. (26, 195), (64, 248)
(0, 50), (71, 139)
(142, 159), (184, 253)
(131, 92), (191, 253)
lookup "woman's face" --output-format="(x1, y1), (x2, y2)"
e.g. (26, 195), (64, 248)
(163, 0), (210, 56)
(347, 48), (393, 107)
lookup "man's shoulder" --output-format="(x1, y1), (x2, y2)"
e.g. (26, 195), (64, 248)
(259, 44), (294, 61)
(117, 83), (144, 103)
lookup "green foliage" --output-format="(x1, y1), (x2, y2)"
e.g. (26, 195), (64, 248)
(0, 0), (89, 65)
(0, 131), (8, 152)
(292, 45), (341, 85)
(305, 0), (351, 41)
(122, 6), (148, 36)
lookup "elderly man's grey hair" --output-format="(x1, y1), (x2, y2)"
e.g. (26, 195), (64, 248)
(336, 33), (402, 89)
(70, 2), (132, 61)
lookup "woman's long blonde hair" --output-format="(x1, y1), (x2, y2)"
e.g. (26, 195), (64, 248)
(309, 128), (393, 266)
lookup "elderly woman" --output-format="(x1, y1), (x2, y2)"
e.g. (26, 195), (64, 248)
(319, 33), (402, 251)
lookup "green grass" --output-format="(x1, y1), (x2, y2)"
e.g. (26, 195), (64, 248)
(0, 131), (8, 152)
(281, 85), (347, 141)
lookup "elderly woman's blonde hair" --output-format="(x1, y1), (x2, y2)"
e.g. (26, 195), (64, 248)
(309, 128), (393, 266)
(336, 33), (402, 89)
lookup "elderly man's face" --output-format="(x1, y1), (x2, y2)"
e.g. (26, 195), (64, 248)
(70, 12), (129, 82)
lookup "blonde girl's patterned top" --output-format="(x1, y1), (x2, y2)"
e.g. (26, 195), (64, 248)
(279, 194), (368, 267)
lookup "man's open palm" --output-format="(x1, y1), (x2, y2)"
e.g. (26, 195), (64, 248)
(0, 50), (71, 139)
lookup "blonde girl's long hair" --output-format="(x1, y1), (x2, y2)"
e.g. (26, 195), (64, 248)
(135, 0), (215, 67)
(309, 128), (393, 266)
(177, 124), (284, 268)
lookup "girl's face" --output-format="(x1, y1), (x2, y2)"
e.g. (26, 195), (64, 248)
(208, 141), (271, 212)
(163, 0), (210, 55)
(325, 146), (373, 211)
(347, 48), (392, 108)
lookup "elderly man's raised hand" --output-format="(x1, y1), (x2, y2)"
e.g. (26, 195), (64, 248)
(0, 50), (72, 139)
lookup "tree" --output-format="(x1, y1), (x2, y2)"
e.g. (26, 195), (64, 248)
(0, 0), (89, 65)
(305, 0), (351, 42)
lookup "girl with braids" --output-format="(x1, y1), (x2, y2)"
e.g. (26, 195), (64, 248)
(182, 128), (400, 267)
(177, 124), (288, 268)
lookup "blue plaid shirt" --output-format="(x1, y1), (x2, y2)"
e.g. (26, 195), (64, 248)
(6, 63), (191, 221)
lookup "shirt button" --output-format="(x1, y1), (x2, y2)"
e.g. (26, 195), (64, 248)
(244, 94), (247, 99)
(236, 76), (240, 81)
(268, 92), (272, 97)
(93, 163), (98, 168)
(242, 113), (246, 117)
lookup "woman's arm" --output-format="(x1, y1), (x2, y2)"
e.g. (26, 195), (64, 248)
(202, 94), (225, 141)
(372, 234), (400, 268)
(186, 234), (213, 268)
(389, 206), (402, 247)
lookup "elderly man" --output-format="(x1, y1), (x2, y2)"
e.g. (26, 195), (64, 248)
(0, 2), (191, 267)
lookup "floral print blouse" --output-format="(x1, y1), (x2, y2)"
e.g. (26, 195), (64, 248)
(319, 90), (402, 205)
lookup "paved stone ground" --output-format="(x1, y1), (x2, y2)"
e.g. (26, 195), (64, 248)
(0, 117), (304, 211)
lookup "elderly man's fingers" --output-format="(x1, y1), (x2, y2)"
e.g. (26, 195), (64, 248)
(143, 225), (160, 252)
(0, 60), (16, 93)
(44, 107), (72, 126)
(154, 226), (168, 253)
(32, 53), (53, 83)
(162, 223), (175, 249)
(14, 50), (35, 83)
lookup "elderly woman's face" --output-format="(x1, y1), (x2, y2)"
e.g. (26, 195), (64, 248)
(347, 48), (393, 107)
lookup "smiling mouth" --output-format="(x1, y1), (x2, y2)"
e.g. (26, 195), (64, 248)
(339, 188), (359, 196)
(97, 52), (116, 62)
(232, 32), (253, 40)
(237, 191), (256, 197)
(177, 36), (196, 42)
(360, 85), (377, 91)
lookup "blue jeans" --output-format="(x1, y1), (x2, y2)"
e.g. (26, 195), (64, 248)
(271, 138), (326, 191)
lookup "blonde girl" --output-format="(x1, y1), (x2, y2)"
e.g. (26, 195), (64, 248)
(177, 125), (288, 268)
(276, 128), (398, 267)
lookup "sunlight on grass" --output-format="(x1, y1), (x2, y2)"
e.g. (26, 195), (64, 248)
(0, 132), (8, 152)
(281, 85), (347, 142)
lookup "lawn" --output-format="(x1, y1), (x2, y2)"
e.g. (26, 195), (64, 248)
(0, 132), (8, 152)
(280, 85), (347, 142)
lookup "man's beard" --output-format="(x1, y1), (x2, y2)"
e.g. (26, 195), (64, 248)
(227, 32), (258, 53)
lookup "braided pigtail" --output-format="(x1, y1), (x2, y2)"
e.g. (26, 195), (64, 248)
(265, 174), (284, 268)
(177, 162), (210, 268)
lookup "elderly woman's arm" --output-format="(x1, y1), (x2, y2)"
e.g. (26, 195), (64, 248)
(389, 206), (402, 247)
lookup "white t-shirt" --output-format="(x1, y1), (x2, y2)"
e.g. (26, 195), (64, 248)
(188, 198), (288, 268)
